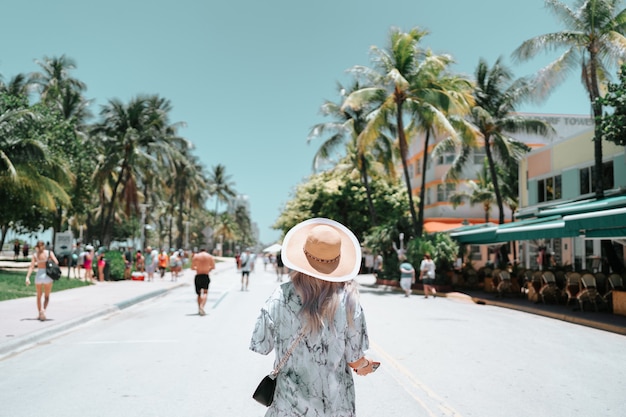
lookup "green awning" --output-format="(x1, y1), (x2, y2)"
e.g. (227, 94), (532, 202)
(448, 197), (626, 244)
(564, 207), (626, 239)
(536, 195), (626, 218)
(495, 218), (571, 241)
(449, 224), (499, 244)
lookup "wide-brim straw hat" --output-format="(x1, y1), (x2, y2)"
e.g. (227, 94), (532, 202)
(281, 218), (361, 282)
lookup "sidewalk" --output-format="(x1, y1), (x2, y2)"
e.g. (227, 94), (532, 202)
(0, 257), (237, 359)
(356, 274), (626, 335)
(2, 264), (625, 359)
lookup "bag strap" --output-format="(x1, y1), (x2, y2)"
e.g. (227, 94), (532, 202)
(271, 331), (305, 377)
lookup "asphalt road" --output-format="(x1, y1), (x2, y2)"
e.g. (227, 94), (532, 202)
(1, 261), (624, 417)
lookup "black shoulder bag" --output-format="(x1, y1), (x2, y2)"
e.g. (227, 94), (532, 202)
(252, 331), (305, 407)
(46, 251), (62, 281)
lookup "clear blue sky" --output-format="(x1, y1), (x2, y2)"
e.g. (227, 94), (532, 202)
(1, 0), (594, 244)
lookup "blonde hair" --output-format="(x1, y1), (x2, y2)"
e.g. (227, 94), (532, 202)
(291, 271), (358, 334)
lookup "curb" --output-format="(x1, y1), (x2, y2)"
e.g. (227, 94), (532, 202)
(471, 296), (626, 336)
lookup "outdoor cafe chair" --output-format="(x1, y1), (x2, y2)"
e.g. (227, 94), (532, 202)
(577, 274), (604, 312)
(604, 274), (625, 310)
(565, 272), (582, 307)
(540, 271), (561, 304)
(496, 270), (513, 298)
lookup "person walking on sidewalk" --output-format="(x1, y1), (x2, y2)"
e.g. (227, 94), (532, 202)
(275, 250), (285, 282)
(419, 253), (437, 298)
(191, 248), (215, 316)
(145, 246), (158, 281)
(399, 255), (415, 297)
(25, 240), (59, 321)
(158, 249), (169, 279)
(250, 218), (378, 416)
(240, 248), (252, 291)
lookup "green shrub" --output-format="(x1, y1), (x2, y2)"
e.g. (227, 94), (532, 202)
(93, 250), (126, 281)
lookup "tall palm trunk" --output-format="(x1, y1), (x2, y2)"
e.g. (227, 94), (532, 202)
(586, 50), (623, 272)
(176, 196), (185, 250)
(100, 161), (129, 246)
(484, 134), (505, 224)
(359, 153), (378, 225)
(0, 225), (8, 253)
(586, 48), (605, 199)
(417, 130), (432, 237)
(396, 94), (420, 237)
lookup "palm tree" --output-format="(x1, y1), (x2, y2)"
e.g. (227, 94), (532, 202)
(449, 161), (496, 223)
(512, 0), (626, 198)
(438, 58), (552, 224)
(169, 152), (209, 248)
(92, 95), (181, 245)
(207, 164), (236, 228)
(0, 73), (31, 97)
(344, 27), (474, 237)
(0, 89), (71, 248)
(29, 55), (87, 106)
(214, 212), (237, 255)
(308, 81), (394, 225)
(232, 201), (254, 250)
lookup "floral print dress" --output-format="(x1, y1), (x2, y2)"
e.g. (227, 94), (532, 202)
(250, 281), (369, 417)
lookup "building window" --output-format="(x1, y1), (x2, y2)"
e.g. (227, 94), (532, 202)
(579, 162), (614, 195)
(537, 175), (561, 202)
(437, 183), (456, 202)
(474, 151), (486, 165)
(437, 153), (455, 165)
(470, 245), (482, 261)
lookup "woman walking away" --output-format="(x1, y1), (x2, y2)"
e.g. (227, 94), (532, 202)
(25, 240), (59, 321)
(250, 218), (378, 416)
(419, 253), (437, 298)
(399, 255), (415, 297)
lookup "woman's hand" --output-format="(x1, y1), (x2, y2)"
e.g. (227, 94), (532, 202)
(349, 357), (378, 376)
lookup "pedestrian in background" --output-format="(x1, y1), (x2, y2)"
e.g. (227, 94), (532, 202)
(145, 246), (157, 281)
(275, 251), (285, 282)
(13, 240), (20, 260)
(399, 255), (415, 297)
(135, 249), (144, 273)
(419, 253), (437, 298)
(191, 248), (215, 316)
(123, 247), (132, 279)
(169, 250), (182, 281)
(158, 249), (169, 279)
(240, 248), (252, 291)
(83, 245), (94, 282)
(373, 253), (383, 278)
(97, 252), (106, 282)
(250, 218), (378, 416)
(25, 240), (59, 321)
